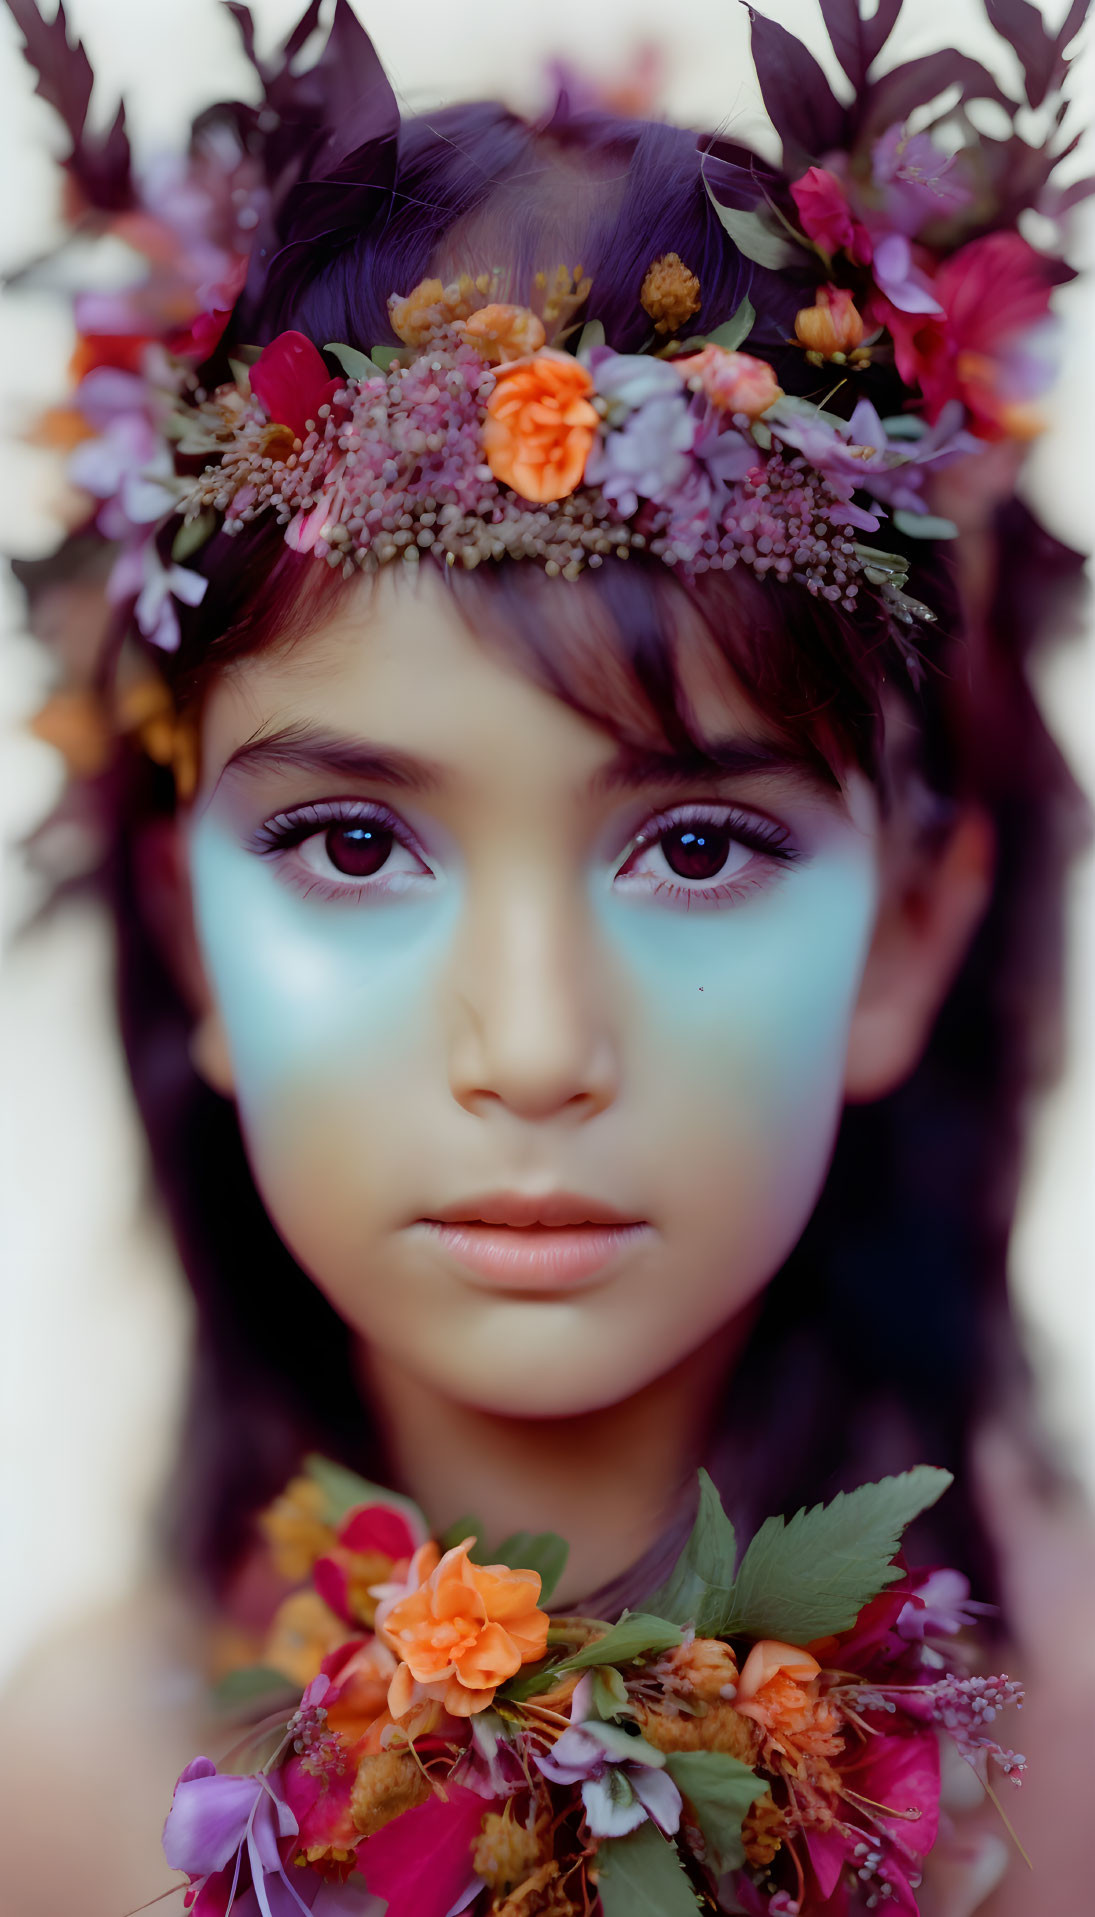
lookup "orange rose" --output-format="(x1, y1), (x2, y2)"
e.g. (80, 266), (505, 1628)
(374, 1538), (549, 1718)
(463, 304), (546, 364)
(482, 350), (598, 503)
(794, 284), (866, 359)
(672, 346), (782, 418)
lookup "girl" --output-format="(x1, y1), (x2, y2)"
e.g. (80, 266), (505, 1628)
(1, 2), (1092, 1912)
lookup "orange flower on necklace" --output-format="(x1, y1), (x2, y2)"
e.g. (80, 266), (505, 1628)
(374, 1538), (550, 1718)
(734, 1638), (845, 1761)
(483, 350), (598, 503)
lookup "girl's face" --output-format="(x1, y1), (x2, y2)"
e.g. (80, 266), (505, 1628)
(186, 567), (882, 1417)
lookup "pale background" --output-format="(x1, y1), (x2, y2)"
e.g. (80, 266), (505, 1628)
(1, 0), (1092, 1689)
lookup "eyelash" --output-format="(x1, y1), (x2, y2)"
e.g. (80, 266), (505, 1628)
(249, 797), (800, 909)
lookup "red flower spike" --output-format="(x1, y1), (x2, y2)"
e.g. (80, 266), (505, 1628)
(250, 330), (342, 440)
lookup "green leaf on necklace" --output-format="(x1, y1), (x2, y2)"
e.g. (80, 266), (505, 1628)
(642, 1468), (738, 1634)
(596, 1820), (702, 1917)
(490, 1529), (570, 1605)
(303, 1454), (428, 1536)
(722, 1465), (954, 1642)
(440, 1512), (485, 1552)
(555, 1611), (683, 1672)
(664, 1751), (767, 1876)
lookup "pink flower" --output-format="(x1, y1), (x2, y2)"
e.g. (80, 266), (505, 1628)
(250, 331), (343, 441)
(355, 1784), (495, 1917)
(870, 231), (1060, 438)
(791, 165), (872, 265)
(312, 1501), (426, 1629)
(806, 1730), (939, 1913)
(672, 346), (782, 417)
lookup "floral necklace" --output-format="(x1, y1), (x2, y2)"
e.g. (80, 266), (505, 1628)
(162, 1457), (1023, 1916)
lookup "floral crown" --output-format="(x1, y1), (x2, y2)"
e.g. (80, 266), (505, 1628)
(9, 0), (1091, 778)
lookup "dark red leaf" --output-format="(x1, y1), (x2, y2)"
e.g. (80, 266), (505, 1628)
(986, 0), (1091, 107)
(819, 0), (903, 88)
(748, 8), (849, 170)
(860, 50), (1011, 142)
(224, 3), (259, 75)
(7, 0), (133, 210)
(279, 0), (325, 66)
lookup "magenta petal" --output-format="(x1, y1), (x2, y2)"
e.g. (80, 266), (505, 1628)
(358, 1786), (493, 1917)
(806, 1825), (849, 1899)
(163, 1771), (266, 1875)
(339, 1504), (419, 1560)
(313, 1554), (352, 1623)
(250, 331), (340, 439)
(862, 1731), (941, 1856)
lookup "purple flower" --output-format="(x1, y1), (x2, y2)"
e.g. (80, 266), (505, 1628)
(871, 124), (973, 237)
(584, 347), (695, 515)
(449, 1709), (527, 1801)
(535, 1719), (682, 1839)
(896, 1567), (995, 1642)
(869, 231), (943, 316)
(768, 396), (975, 519)
(163, 1759), (299, 1905)
(107, 539), (208, 651)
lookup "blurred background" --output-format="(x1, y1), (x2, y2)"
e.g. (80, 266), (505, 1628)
(1, 0), (1092, 1690)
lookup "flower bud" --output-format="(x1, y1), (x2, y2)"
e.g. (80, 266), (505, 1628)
(794, 285), (866, 360)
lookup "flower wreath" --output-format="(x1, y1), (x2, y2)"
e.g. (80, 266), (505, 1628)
(8, 0), (1091, 802)
(164, 1459), (1024, 1917)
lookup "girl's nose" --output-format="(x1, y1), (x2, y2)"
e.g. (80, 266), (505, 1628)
(443, 875), (618, 1123)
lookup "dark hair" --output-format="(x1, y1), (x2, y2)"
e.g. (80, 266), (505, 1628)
(22, 86), (1091, 1621)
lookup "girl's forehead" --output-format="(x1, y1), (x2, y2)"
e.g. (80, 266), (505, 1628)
(201, 566), (796, 791)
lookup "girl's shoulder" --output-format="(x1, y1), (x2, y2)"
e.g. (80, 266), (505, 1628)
(0, 1580), (218, 1917)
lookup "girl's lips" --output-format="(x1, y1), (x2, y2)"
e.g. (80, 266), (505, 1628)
(415, 1220), (654, 1293)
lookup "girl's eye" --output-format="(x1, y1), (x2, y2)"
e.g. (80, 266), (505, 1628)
(252, 801), (432, 899)
(616, 803), (797, 907)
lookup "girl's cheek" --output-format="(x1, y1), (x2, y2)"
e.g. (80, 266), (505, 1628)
(186, 816), (456, 1114)
(600, 829), (879, 1164)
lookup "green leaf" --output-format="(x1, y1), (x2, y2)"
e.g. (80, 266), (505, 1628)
(724, 1466), (953, 1642)
(642, 1469), (738, 1634)
(596, 1820), (701, 1917)
(497, 1656), (561, 1703)
(591, 1666), (637, 1721)
(441, 1512), (484, 1553)
(576, 318), (606, 362)
(880, 414), (927, 441)
(664, 1752), (767, 1876)
(211, 1664), (297, 1709)
(171, 510), (217, 562)
(892, 509), (959, 540)
(323, 340), (381, 379)
(368, 344), (403, 372)
(303, 1454), (428, 1535)
(704, 182), (800, 271)
(703, 297), (756, 352)
(557, 1612), (683, 1672)
(491, 1530), (570, 1606)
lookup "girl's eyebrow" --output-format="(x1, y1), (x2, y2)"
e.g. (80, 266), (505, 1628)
(594, 741), (838, 797)
(216, 721), (837, 801)
(217, 722), (448, 794)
